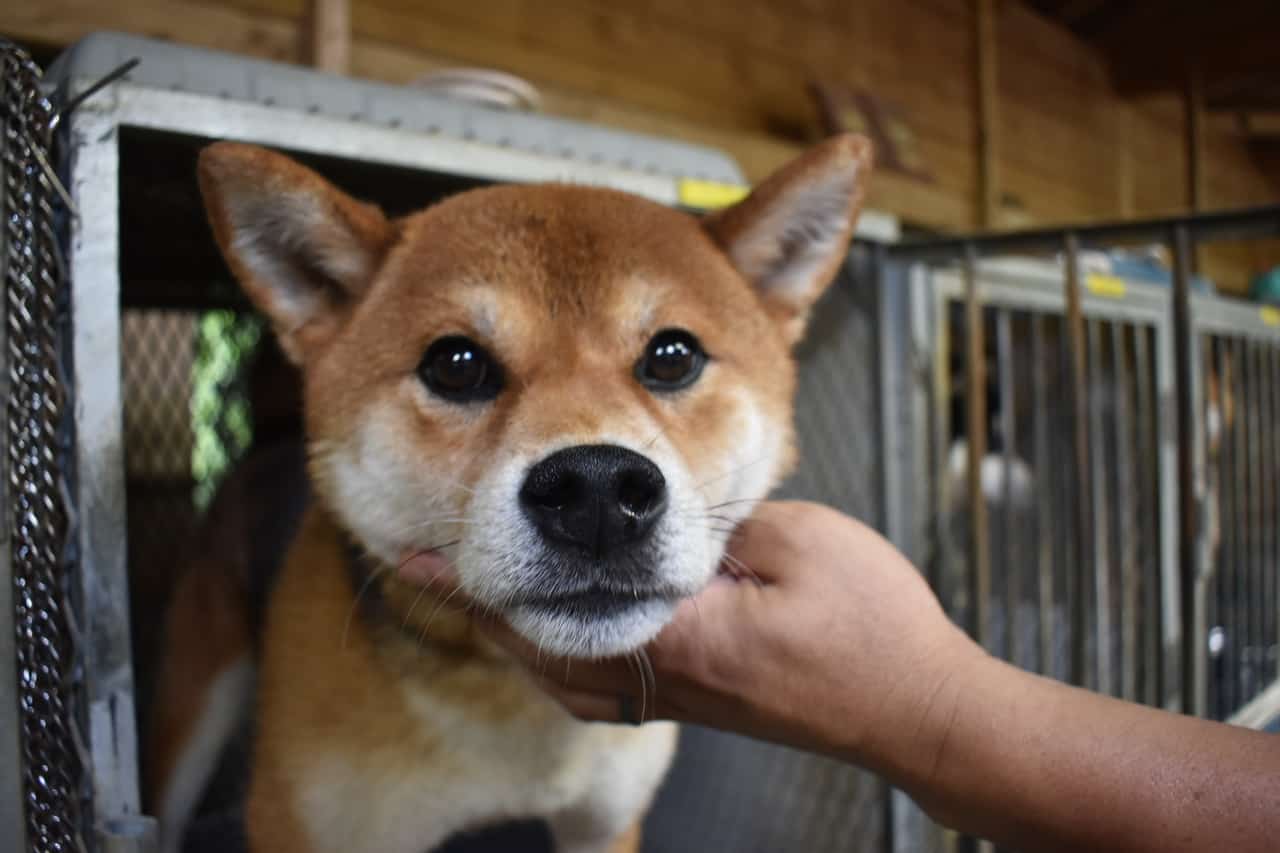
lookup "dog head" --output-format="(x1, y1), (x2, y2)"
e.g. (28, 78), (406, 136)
(198, 135), (872, 658)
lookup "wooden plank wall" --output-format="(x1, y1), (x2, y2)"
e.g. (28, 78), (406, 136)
(5, 0), (1278, 291)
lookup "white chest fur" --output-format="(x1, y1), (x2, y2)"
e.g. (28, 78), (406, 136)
(293, 675), (678, 853)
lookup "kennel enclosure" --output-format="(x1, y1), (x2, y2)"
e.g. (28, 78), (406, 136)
(4, 29), (1280, 853)
(876, 214), (1280, 850)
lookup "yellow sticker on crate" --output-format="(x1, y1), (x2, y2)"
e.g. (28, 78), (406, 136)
(1086, 273), (1127, 298)
(677, 178), (749, 210)
(1262, 306), (1280, 327)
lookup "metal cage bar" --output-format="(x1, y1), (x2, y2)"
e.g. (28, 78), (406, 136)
(1111, 321), (1138, 702)
(1245, 340), (1262, 708)
(995, 308), (1020, 667)
(1270, 345), (1280, 688)
(1133, 325), (1160, 706)
(1087, 317), (1113, 694)
(1064, 236), (1093, 690)
(1262, 343), (1277, 692)
(963, 246), (992, 653)
(1031, 315), (1054, 678)
(1172, 225), (1207, 717)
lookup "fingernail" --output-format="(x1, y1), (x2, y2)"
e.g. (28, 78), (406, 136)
(397, 549), (455, 585)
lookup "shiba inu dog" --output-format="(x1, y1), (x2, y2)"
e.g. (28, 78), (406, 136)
(147, 133), (873, 853)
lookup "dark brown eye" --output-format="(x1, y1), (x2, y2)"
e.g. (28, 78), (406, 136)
(636, 329), (707, 392)
(419, 336), (503, 402)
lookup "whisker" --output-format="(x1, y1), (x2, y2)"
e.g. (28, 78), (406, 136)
(674, 517), (740, 539)
(642, 423), (670, 451)
(343, 561), (392, 650)
(400, 581), (436, 632)
(730, 514), (787, 538)
(704, 497), (768, 513)
(624, 653), (643, 722)
(535, 635), (548, 677)
(416, 470), (478, 496)
(702, 512), (747, 529)
(720, 551), (764, 586)
(395, 538), (463, 568)
(636, 649), (655, 722)
(416, 574), (463, 649)
(386, 517), (480, 539)
(694, 455), (770, 493)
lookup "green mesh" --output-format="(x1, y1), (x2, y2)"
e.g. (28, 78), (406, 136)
(191, 310), (263, 510)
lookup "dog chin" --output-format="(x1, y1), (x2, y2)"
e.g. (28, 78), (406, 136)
(504, 597), (677, 659)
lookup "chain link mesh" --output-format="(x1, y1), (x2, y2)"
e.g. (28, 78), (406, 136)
(2, 40), (89, 853)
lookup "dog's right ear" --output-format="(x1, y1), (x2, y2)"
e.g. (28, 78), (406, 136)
(198, 142), (396, 364)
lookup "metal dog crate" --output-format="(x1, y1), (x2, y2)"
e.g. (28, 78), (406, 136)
(2, 32), (897, 853)
(874, 211), (1280, 851)
(905, 258), (1177, 699)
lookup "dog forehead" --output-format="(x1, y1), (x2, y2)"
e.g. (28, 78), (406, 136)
(393, 183), (733, 301)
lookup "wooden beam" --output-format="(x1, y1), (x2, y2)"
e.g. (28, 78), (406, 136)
(1210, 89), (1280, 113)
(1239, 112), (1280, 139)
(306, 0), (349, 73)
(974, 0), (1000, 228)
(1184, 67), (1205, 212)
(1183, 68), (1204, 275)
(1115, 100), (1134, 218)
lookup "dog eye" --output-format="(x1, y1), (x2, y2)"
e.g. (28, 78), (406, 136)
(419, 336), (503, 402)
(636, 329), (707, 392)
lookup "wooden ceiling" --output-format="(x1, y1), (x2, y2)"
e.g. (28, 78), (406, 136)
(1026, 0), (1280, 147)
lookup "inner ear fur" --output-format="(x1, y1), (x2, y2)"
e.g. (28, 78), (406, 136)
(197, 142), (396, 364)
(704, 133), (873, 343)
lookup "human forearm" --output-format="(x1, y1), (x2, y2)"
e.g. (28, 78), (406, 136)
(402, 500), (1280, 851)
(858, 650), (1280, 852)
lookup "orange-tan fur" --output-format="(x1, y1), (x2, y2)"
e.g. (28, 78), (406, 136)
(150, 133), (873, 853)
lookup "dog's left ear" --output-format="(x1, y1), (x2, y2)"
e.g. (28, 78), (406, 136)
(705, 133), (872, 344)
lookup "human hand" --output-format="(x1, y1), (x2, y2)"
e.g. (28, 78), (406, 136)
(399, 500), (983, 766)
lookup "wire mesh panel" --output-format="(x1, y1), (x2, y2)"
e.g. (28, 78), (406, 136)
(1198, 313), (1280, 724)
(2, 40), (89, 853)
(123, 310), (199, 678)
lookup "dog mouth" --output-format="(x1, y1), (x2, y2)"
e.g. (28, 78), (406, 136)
(509, 585), (683, 620)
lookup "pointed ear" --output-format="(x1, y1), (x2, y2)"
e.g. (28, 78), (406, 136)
(197, 142), (396, 364)
(704, 133), (873, 343)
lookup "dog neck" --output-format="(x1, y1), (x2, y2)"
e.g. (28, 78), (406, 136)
(337, 526), (504, 665)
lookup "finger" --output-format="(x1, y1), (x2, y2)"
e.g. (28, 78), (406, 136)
(534, 679), (624, 722)
(531, 677), (668, 725)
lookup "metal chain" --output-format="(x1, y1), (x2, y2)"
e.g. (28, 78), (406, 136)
(2, 41), (88, 853)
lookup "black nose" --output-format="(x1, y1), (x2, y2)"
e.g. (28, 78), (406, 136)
(519, 444), (667, 557)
